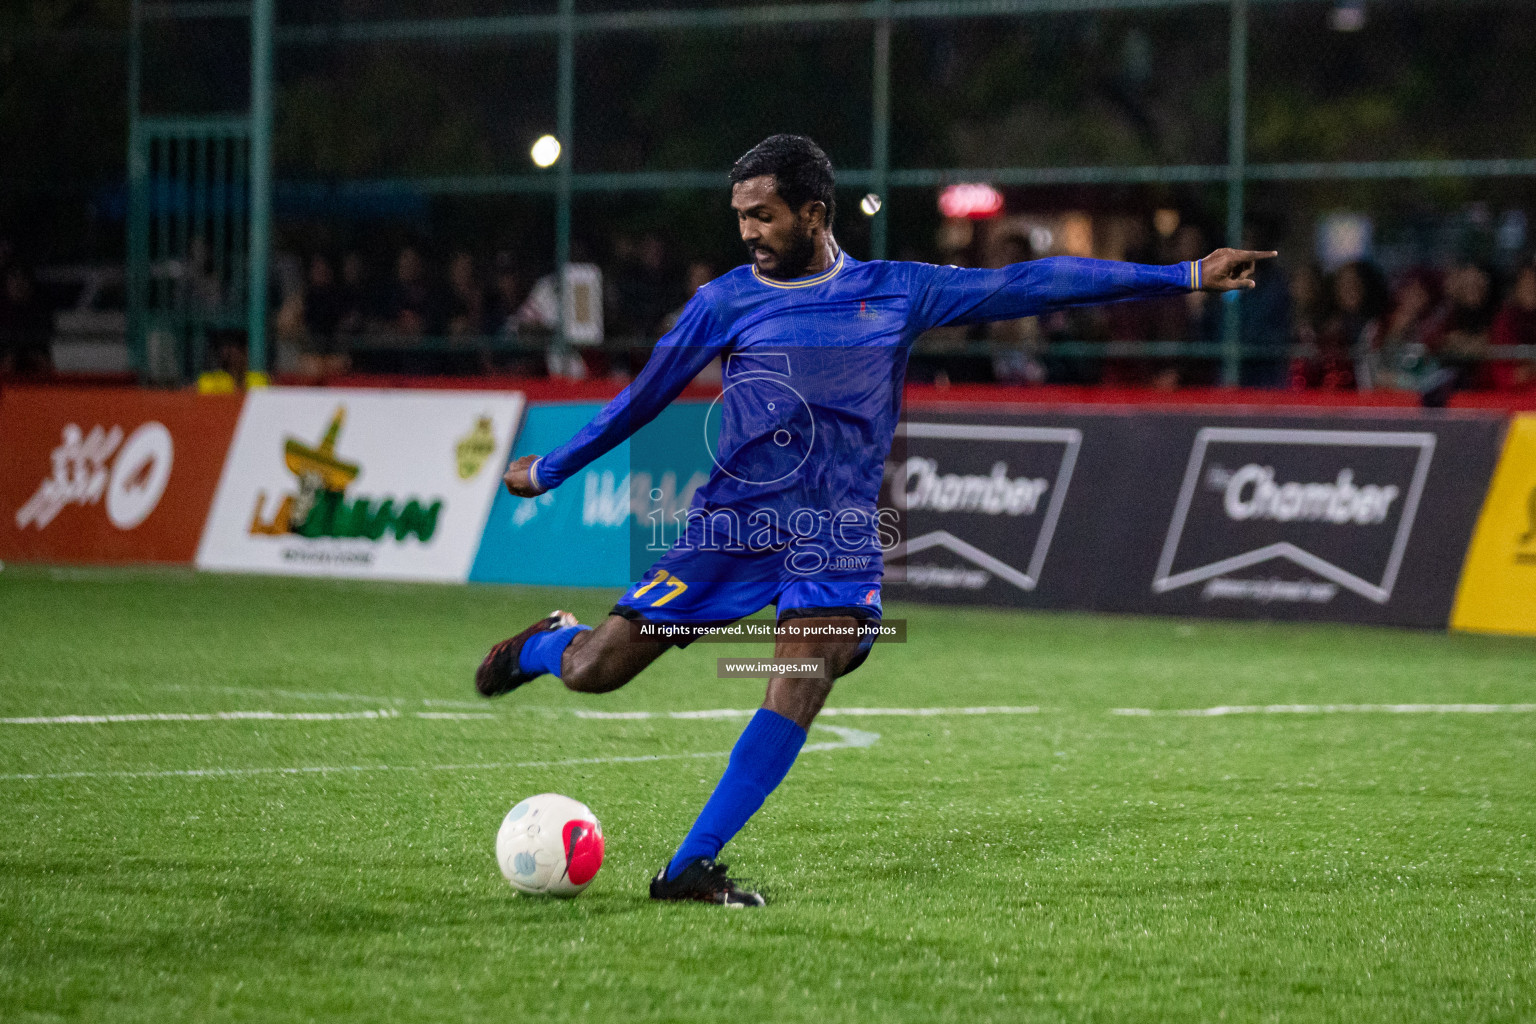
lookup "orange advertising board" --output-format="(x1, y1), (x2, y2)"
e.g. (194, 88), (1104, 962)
(0, 387), (243, 564)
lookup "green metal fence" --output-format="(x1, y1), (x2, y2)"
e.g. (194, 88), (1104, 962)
(127, 0), (274, 381)
(126, 116), (252, 380)
(126, 0), (1536, 384)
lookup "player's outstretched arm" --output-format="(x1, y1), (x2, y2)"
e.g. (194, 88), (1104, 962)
(909, 248), (1279, 330)
(1198, 248), (1278, 292)
(500, 292), (727, 499)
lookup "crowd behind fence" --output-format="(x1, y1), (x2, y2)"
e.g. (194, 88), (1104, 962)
(3, 227), (1535, 401)
(251, 226), (1536, 400)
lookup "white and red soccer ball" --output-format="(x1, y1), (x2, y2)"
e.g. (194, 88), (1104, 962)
(495, 793), (605, 897)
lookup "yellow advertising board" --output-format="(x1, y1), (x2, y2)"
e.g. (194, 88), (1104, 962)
(1451, 415), (1536, 635)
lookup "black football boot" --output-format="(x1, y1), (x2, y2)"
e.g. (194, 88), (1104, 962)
(649, 858), (766, 907)
(475, 610), (579, 697)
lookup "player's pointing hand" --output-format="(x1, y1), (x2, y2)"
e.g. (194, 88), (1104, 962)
(1198, 248), (1278, 291)
(503, 454), (547, 498)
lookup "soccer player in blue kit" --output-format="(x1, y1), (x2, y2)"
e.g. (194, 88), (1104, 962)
(477, 134), (1274, 905)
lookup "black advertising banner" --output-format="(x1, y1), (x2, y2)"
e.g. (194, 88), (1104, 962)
(1103, 412), (1505, 627)
(881, 409), (1131, 610)
(884, 408), (1506, 628)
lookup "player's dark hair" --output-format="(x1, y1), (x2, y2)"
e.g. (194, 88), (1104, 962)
(730, 135), (837, 227)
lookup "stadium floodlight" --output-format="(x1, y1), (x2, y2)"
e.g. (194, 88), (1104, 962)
(531, 135), (562, 168)
(860, 194), (883, 216)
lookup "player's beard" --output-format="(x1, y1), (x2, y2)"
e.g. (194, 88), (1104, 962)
(749, 220), (817, 280)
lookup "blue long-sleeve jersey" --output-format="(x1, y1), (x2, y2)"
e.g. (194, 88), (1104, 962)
(532, 252), (1196, 562)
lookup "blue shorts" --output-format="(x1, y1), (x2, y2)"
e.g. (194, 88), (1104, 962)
(611, 543), (882, 672)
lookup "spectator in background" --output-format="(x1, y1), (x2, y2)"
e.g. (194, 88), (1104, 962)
(1038, 299), (1109, 386)
(0, 263), (54, 377)
(1429, 263), (1499, 389)
(1490, 261), (1536, 390)
(445, 250), (486, 336)
(635, 235), (675, 337)
(182, 236), (226, 317)
(485, 251), (525, 338)
(1358, 269), (1440, 392)
(384, 245), (441, 337)
(1237, 220), (1292, 389)
(1172, 225), (1218, 338)
(195, 330), (251, 393)
(482, 251), (544, 375)
(518, 244), (604, 379)
(604, 235), (638, 337)
(1298, 260), (1387, 390)
(336, 251), (376, 337)
(1102, 220), (1172, 387)
(1287, 263), (1327, 366)
(1104, 222), (1217, 388)
(1170, 223), (1222, 387)
(297, 253), (349, 380)
(303, 254), (343, 340)
(610, 233), (675, 339)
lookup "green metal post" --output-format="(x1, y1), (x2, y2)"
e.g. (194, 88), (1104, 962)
(1220, 0), (1247, 387)
(870, 0), (892, 260)
(126, 0), (147, 376)
(248, 0), (275, 376)
(555, 0), (575, 345)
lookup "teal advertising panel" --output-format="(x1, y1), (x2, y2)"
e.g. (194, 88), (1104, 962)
(470, 402), (714, 587)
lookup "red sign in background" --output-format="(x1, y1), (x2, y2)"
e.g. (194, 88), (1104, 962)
(0, 387), (244, 564)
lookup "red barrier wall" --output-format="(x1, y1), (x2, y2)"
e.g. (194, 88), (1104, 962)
(292, 373), (1536, 413)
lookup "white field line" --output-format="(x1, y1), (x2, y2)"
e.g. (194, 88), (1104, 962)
(823, 705), (1038, 717)
(573, 706), (1040, 720)
(0, 724), (878, 783)
(1111, 703), (1536, 717)
(143, 682), (488, 710)
(2, 709), (400, 725)
(0, 710), (497, 725)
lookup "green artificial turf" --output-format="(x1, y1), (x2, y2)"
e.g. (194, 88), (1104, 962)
(1, 565), (1534, 1023)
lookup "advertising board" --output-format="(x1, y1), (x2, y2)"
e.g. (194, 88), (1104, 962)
(1115, 413), (1504, 627)
(0, 387), (242, 564)
(470, 402), (714, 588)
(1450, 414), (1536, 636)
(880, 411), (1121, 609)
(196, 388), (523, 581)
(885, 408), (1505, 627)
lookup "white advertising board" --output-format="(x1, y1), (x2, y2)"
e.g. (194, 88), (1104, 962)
(197, 388), (524, 581)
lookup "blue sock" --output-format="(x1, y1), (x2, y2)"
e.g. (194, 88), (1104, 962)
(666, 708), (807, 880)
(516, 625), (589, 678)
